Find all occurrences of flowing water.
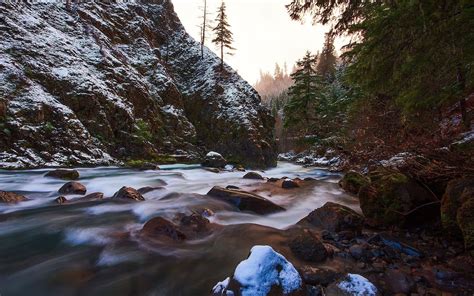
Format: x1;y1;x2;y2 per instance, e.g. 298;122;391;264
0;162;358;296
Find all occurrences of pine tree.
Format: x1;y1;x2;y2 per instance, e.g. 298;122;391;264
317;33;337;79
284;51;324;130
212;1;235;71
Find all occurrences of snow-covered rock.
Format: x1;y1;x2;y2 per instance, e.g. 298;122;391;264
326;273;378;296
212;245;303;296
0;1;276;169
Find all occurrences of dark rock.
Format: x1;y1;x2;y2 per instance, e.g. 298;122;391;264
0;191;28;204
305;285;323;296
207;186;285;215
225;185;240;190
141;217;186;241
137;162;160;170
289;230;328;262
358;169;437;226
80;192;104;200
112;186;145;201
339;171;369;194
58;182;86;195
202;152;227;168
54;196;68;204
304;177;316;181
349;244;366;260
45;169;80;180
243;172;265;180
441;178;474;256
298;202;364;233
267;177;279;183
205;167;221;173
178;213;211;236
384;269;414;294
137;186;164;194
299;266;341;286
282;179;299;189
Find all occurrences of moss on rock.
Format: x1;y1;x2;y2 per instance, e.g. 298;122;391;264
339;171;370;194
441;178;474;237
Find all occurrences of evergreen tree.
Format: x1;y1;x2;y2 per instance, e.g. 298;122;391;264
317;33;337;79
284;51;324;130
212;1;235;71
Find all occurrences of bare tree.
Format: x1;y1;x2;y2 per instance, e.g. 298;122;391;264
198;0;213;58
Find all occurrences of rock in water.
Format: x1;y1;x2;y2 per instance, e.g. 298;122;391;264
0;191;28;204
0;1;276;169
243;172;265;180
112;187;145;201
212;245;303;296
45;169;80;180
298;202;363;233
326;274;378;296
202;151;227;168
58;182;87;195
207;186;285;215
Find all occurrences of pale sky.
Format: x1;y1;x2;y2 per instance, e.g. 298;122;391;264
172;0;344;84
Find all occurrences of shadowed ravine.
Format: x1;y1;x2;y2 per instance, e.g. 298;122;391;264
0;162;357;295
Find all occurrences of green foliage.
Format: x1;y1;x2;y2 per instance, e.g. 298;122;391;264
134;119;153;142
44;122;54;133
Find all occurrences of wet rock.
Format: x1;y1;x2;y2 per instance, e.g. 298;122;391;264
45;169;80;180
268;177;280;183
178;213;211;236
282;179;300;189
289;230;328;262
298;202;364;233
299;266;341;286
137;186;164;194
226;185;240;190
339;171;369;195
212;245;304;296
54;196;68;204
58;182;86;195
326;274;379;296
112;186;145;201
80;192;104;200
358;169;436;226
202;151;227;168
304;177;316;181
137;162;160;170
349;244;367;260
0;191;28;204
207;186;285;215
141;216;186;241
205;167;221;173
243;172;265;180
384;269;414;294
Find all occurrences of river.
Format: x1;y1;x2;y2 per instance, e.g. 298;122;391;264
0;162;358;295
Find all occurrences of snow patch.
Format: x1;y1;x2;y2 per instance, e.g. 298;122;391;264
337;274;378;296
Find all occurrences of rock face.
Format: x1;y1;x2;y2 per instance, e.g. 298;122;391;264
207;186;285;215
358;169;436;226
0;1;276;169
212;245;304;296
298;202;363;233
0;191;28;203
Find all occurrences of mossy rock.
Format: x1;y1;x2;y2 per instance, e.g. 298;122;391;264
339;171;370;194
441;178;474;237
457;189;474;257
358;169;434;226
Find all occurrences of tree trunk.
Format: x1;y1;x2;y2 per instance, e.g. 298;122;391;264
221;43;224;72
457;65;470;129
200;0;207;58
66;0;71;11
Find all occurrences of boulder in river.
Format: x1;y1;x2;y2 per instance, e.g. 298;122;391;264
58;182;87;195
339;171;369;195
243;172;265;180
0;191;28;204
80;192;104;201
141;216;186;241
137;186;164;194
112;186;145;201
289;229;328;262
54;196;68;204
207;186;285;215
298;202;363;233
326;273;379;296
45;169;80;180
202;151;227;168
358;169;436;226
281;179;300;189
212;245;304;296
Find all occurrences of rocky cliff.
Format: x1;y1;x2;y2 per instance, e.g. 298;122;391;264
0;0;276;169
